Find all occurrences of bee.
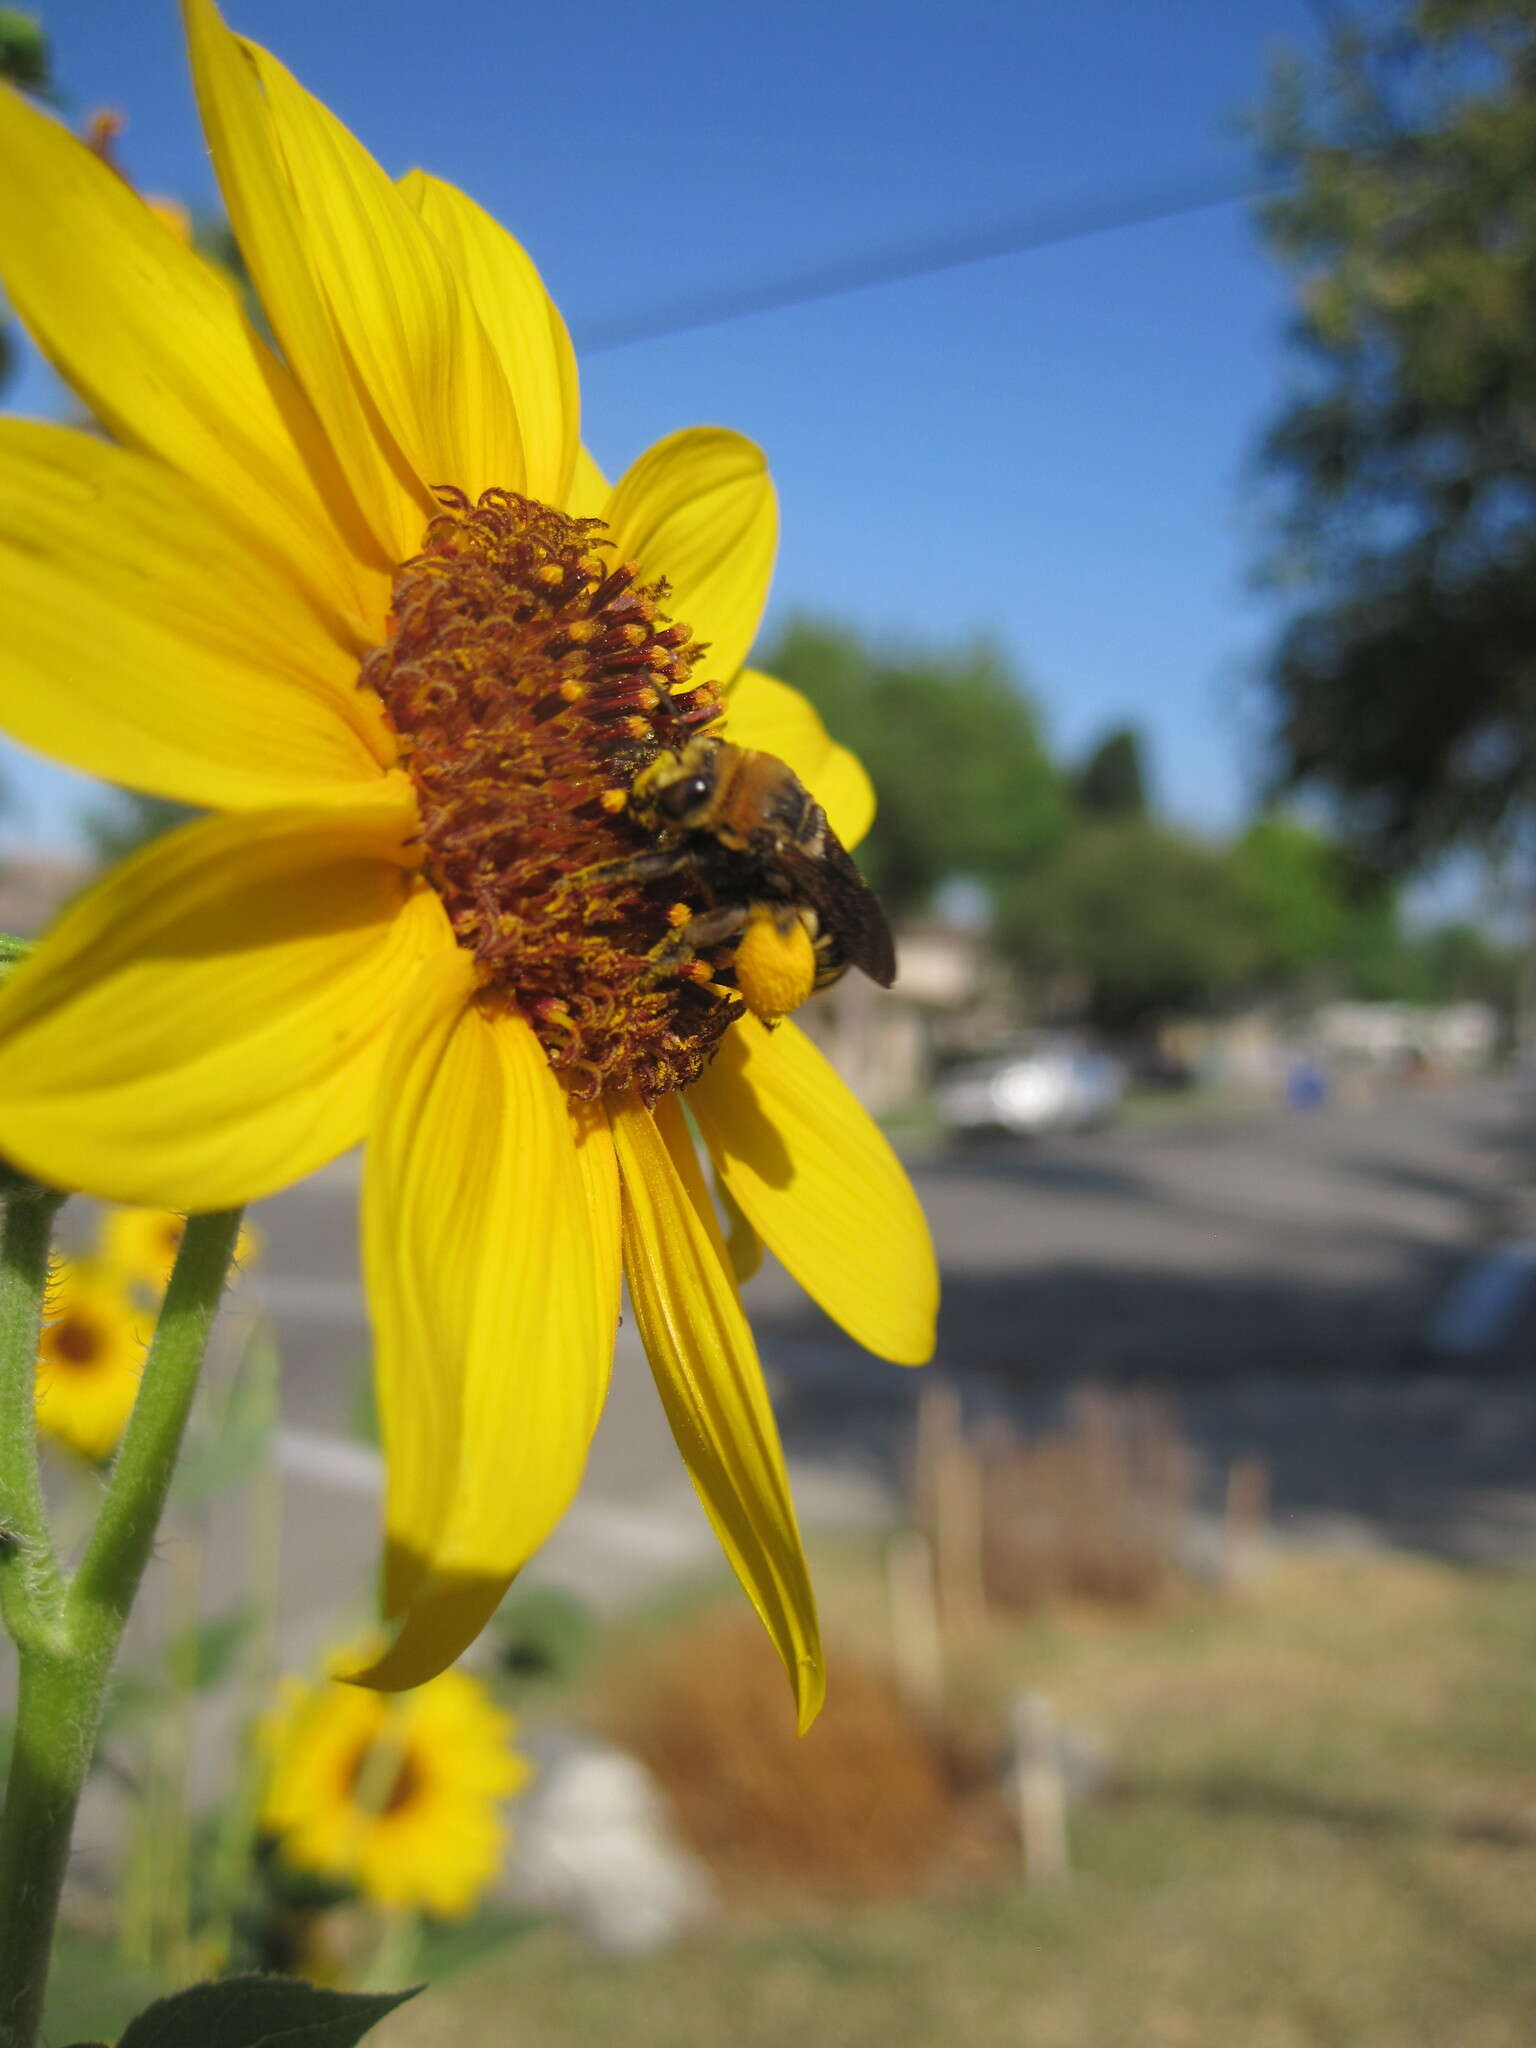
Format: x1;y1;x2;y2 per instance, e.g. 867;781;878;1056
626;736;896;1014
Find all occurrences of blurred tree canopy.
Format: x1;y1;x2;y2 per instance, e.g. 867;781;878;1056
0;9;51;396
1074;725;1149;819
771;610;1519;1024
1254;0;1536;870
994;821;1257;1031
765;618;1069;915
0;9;46;93
1229;815;1362;982
83;792;198;866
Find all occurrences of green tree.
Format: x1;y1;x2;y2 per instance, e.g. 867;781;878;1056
0;9;46;93
995;821;1256;1031
765;618;1069;915
0;9;51;397
1415;916;1521;1005
1074;724;1149;819
1230;814;1358;981
83;791;198;868
1340;909;1522;1006
1254;0;1536;869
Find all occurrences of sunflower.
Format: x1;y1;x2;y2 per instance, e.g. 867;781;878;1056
0;0;936;1724
99;1204;262;1296
34;1258;146;1464
260;1666;528;1919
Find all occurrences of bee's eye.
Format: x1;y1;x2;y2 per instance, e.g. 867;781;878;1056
657;773;712;821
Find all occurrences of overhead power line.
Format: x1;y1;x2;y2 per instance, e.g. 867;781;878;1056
576;164;1290;355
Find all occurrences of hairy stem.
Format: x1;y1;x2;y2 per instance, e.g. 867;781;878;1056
0;1192;66;1657
0;1207;242;2048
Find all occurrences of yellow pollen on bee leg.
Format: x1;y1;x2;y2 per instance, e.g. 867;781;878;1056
666;902;693;928
600;789;629;813
734;910;818;1023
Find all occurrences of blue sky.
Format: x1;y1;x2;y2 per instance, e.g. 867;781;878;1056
3;0;1323;853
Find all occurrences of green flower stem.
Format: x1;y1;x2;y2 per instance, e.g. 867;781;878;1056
363;1911;422;1994
0;1191;67;1658
0;1205;243;2048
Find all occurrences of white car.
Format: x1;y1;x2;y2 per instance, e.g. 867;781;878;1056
935;1044;1124;1139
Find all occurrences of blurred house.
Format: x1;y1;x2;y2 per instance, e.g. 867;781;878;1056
0;853;88;937
801;919;1013;1114
1162;998;1501;1099
1311;999;1499;1070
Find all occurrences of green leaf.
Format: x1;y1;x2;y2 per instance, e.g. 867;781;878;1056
115;1975;420;2048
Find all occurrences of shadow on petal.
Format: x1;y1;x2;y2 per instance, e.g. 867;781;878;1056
691;1027;795;1190
344;1555;514;1692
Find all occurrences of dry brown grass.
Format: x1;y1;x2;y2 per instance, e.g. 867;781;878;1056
972;1387;1200;1613
598;1608;1011;1899
372;1550;1536;2048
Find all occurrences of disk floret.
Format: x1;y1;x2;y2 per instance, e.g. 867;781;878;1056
362;488;741;1098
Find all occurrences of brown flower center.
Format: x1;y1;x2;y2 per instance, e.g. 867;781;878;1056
362;489;744;1100
49;1312;102;1368
344;1738;422;1818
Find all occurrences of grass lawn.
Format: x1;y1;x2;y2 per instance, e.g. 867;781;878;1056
374;1548;1536;2048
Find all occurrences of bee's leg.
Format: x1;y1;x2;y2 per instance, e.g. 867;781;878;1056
647;902;749;974
674;904;751;948
548;846;691;903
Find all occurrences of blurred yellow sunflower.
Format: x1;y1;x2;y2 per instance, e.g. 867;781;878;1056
260;1667;527;1919
34;1259;145;1464
100;1204;262;1296
0;0;936;1725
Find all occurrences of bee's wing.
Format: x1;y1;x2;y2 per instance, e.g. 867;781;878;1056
784;829;897;988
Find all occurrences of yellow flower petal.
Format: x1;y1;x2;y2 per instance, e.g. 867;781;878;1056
568;445;610;522
185;0;519;561
0;77;378;636
602;429;776;686
241;34;523;509
0;421;392;809
723;668;876;850
400;170;578;507
689;1019;937;1367
261;1666;524;1917
714;1166;764;1285
35;1257;145;1465
354;967;620;1691
0;797;434;1210
610;1094;823;1732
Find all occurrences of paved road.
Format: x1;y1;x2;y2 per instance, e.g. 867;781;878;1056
215;1070;1536;1663
754;1074;1536;1566
36;1073;1533;1895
